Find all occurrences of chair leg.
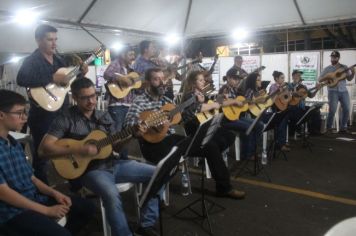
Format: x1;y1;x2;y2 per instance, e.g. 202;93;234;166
100;198;110;236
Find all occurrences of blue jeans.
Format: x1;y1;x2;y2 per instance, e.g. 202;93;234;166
108;105;130;159
80;160;158;236
222;117;263;159
108;105;130;131
262;111;288;147
327;90;350;130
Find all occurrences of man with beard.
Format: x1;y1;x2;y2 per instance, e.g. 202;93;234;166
319;51;355;134
124;68;189;164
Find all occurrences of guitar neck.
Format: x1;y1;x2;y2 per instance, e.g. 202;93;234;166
96;126;135;149
169;96;196;117
65;52;99;82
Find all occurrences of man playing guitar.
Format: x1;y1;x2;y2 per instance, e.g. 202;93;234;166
16;25;88;184
319;51;355;134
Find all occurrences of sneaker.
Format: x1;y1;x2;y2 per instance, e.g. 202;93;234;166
216;189;246;200
135;226;159;236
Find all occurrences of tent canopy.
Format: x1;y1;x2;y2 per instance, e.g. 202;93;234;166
0;0;355;53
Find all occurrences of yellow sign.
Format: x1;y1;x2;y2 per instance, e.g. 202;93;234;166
216;46;229;57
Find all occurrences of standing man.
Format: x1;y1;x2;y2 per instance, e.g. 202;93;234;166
16;24;88;183
133;40;158;76
319;51;355;134
230;56;248;94
104;45;136;131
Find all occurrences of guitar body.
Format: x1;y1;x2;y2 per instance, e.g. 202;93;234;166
140;109;170;143
107;80;142;99
196;100;219;123
106;72;142;99
52;130;113;179
222;96;248;121
290;87;308;106
28;46;105;111
29;67;74;112
274;90;291;111
322;67;348;88
248;95;273;117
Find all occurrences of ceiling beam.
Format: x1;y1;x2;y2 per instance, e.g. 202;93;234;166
77;0;98;23
183;0;193;35
293;0;306;25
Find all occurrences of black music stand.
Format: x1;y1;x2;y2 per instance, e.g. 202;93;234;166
295;104;322;152
139;146;182;236
174;114;224;236
235;109;271;182
263;110;289;162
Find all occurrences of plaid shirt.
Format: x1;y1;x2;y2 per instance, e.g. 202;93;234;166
0;135;47;224
104;57;136;106
124;90;173;133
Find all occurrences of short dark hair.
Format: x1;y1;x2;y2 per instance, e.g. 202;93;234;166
272;70;284;81
145;68;163;81
139;40;152;55
234;55;243;61
35;24;57;40
70;78;95;97
0;90;26;112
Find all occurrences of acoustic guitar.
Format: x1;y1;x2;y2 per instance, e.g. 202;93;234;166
52;117;163;179
319;64;356;88
248;84;287;117
28;46;105;111
140;84;214;143
274;88;292;111
221;96;249;121
140;96;197;143
105;72;141;99
196;95;224;123
289;81;328;106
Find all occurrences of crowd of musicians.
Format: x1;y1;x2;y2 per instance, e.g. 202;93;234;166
0;24;355;236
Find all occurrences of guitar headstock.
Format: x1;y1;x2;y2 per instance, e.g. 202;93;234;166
213;54;219;63
93;45;106;58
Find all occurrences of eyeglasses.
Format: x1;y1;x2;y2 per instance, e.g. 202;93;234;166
3;110;28;119
78;94;97;101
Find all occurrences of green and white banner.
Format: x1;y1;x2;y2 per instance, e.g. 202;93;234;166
290;52;320;88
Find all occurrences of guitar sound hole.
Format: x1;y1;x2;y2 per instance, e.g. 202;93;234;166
85;140;100;153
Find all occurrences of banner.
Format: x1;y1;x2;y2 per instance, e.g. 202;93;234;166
290;52;320;88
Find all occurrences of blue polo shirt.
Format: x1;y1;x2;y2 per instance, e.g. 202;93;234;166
0;135;47;224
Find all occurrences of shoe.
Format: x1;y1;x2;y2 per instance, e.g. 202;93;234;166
135;226;159;236
216;189;246;200
322;129;334;136
280;145;291;152
338;129;352;135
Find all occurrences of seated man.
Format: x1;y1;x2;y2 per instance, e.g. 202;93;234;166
0;89;94;236
38;78;160;236
124;68;245;199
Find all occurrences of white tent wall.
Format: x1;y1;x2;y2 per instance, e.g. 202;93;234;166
0;0;356;53
261;53;289;82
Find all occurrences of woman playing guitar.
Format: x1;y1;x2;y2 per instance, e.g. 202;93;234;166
181;71;246;199
266;71;290;151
